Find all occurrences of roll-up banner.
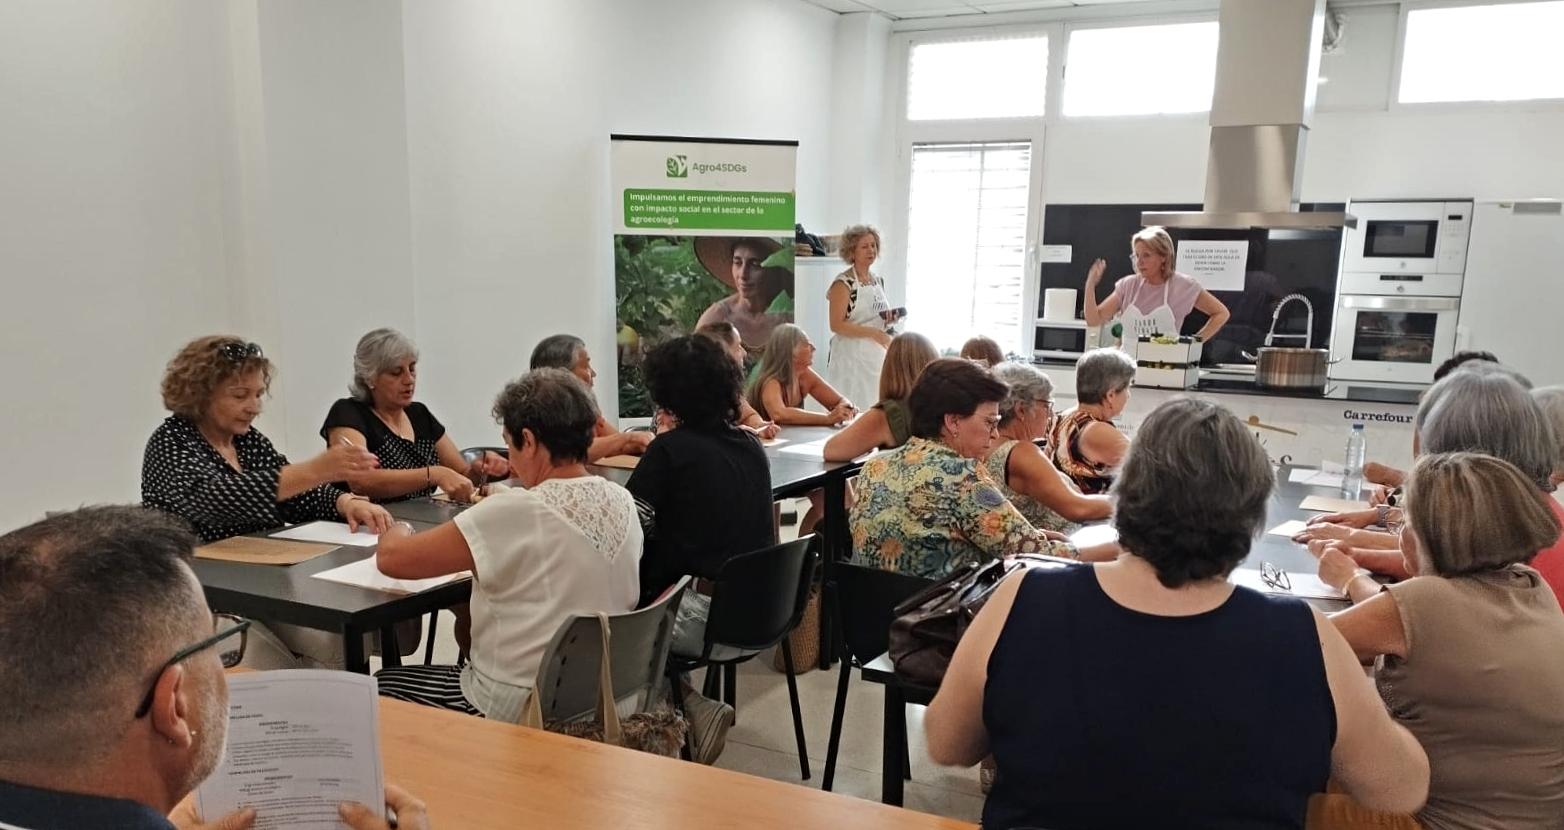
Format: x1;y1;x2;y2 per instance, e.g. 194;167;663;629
611;135;798;417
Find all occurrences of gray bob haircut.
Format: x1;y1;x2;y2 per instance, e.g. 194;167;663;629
1416;367;1558;491
1074;348;1137;405
993;363;1054;426
350;328;418;401
530;334;586;371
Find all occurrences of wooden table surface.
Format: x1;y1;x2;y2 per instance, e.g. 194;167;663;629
379;696;976;829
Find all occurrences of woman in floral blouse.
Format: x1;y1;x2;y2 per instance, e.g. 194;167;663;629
850;359;1118;579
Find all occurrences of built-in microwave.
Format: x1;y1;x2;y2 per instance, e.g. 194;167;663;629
1341;200;1472;290
1034;318;1095;361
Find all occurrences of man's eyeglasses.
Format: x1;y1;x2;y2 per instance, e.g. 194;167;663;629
134;613;250;718
1260;561;1292;592
218;341;264;364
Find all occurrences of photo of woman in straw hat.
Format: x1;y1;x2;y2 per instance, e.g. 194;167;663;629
693;236;794;354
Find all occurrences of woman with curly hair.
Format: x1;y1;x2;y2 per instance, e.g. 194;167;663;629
922;397;1429;829
142;335;390;542
141;335;393;668
626;335;775;763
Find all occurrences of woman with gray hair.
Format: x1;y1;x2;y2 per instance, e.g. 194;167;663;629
530;333;654;462
924;397;1428;828
373;368;643;720
1051;347;1135;494
1301;366;1564;597
1316;452;1564;828
986;363;1113;532
1534;385;1564;491
322;328;509;503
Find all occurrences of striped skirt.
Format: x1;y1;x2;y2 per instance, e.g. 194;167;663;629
374;664;483;717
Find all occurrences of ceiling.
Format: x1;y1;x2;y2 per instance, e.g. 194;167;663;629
797;0;1164;20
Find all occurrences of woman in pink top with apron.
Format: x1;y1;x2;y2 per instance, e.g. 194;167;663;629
1082;226;1231;358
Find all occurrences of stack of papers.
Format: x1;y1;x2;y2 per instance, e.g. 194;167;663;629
270;521;379;546
311;555;470;594
195;537;336;566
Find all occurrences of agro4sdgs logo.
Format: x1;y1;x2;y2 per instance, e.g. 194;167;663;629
665;156;748;177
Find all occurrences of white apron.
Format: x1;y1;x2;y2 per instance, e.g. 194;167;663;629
827;268;890;408
1116;278;1179;360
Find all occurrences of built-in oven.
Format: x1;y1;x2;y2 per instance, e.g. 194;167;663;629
1329;295;1461;384
1341;200;1471;290
1034;318;1093;361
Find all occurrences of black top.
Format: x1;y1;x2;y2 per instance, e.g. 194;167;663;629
626;426;774;603
319;398;447;501
0;778;174;829
982;566;1334;830
141;415;346;543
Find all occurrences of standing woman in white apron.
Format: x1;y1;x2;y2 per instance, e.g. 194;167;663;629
827;225;904;409
1081;226;1231;359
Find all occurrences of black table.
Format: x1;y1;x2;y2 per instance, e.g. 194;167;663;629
191;515;473;674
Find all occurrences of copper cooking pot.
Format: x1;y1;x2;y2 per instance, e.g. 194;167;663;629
1243;294;1334;391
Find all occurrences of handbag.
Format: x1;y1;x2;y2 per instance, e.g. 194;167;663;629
887;555;1072;687
521;612;688;758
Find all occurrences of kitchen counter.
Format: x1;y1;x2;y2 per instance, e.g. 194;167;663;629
1030;359;1425;405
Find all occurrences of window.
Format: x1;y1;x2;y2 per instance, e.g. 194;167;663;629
1062;22;1219;116
905;142;1032;353
1398;2;1564;104
907;36;1048;120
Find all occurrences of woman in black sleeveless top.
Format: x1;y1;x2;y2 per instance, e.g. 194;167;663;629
923;398;1430;829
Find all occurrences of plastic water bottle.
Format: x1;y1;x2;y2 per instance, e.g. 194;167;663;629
1343;424;1367;498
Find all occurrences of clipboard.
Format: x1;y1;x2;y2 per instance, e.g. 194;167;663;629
195;537;337;566
594;455;641;470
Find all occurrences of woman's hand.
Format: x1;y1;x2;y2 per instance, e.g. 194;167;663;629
337;495;393;534
1314;542;1361;593
1085;258;1107;287
828;402;856;425
338;784;430;830
872;330;893;348
430;466;476;503
1363;461;1404;488
1293;522;1355;545
740;421;780;440
1306;508;1377;529
311;443;380;482
621;430;655;454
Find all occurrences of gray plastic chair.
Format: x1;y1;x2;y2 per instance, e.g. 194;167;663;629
531;576;691;723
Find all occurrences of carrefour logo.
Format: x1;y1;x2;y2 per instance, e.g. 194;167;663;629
665;156;748;177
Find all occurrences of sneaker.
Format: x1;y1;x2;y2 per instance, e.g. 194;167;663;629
682;689;735;765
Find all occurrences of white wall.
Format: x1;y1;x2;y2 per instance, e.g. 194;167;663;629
401;0;839;444
0;1;233;530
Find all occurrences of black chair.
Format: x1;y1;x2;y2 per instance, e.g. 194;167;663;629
666;534;818;779
820;561;935;802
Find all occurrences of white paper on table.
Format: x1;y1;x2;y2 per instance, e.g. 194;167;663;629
1299;495;1372;513
269;521;379;547
1286;467;1373;493
777;438;831;458
1070;523;1119;547
197;670;384;828
311;554;470;594
1230;567;1345;601
759;437;788;447
1266;519;1310;538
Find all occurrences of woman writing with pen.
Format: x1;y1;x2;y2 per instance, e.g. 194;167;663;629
322;329;509;503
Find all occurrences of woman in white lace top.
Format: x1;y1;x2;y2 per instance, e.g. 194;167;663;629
374;368;643;722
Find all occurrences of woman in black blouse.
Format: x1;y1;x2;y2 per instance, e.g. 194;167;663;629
141;335;392;543
322;328;509;503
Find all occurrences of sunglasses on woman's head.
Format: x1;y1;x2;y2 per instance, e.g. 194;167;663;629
218;342;263;363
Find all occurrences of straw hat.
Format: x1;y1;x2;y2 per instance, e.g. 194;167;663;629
694;237;783;288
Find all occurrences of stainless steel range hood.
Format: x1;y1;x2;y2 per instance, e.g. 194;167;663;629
1143;0;1355;231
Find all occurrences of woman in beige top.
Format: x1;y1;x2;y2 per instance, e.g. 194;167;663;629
1320;452;1564;830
